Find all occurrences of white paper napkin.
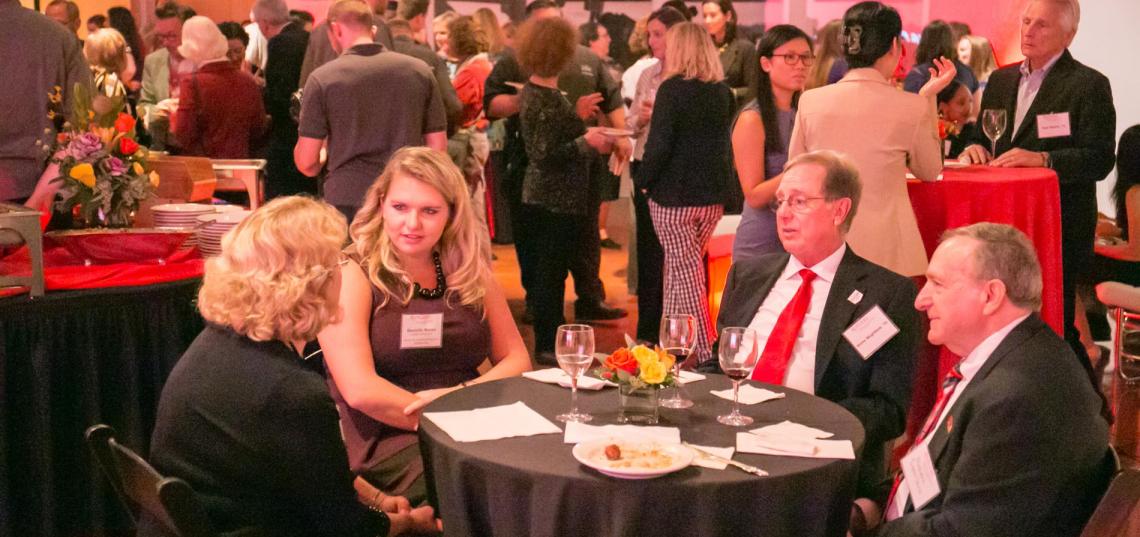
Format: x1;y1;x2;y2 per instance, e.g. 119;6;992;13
686;444;736;470
423;401;562;442
563;421;682;445
675;371;707;385
735;419;856;460
522;368;614;390
710;385;786;405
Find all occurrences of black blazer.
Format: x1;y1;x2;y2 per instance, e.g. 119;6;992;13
636;76;734;207
718;37;759;107
704;248;919;500
879;314;1112;537
971;50;1116;261
264;22;309;136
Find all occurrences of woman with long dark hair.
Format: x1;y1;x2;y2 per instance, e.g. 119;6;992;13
700;0;757;108
902;19;977;94
731;24;813;261
107;6;145;94
1092;125;1140;285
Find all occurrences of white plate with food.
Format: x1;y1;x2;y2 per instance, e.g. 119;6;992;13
572;438;693;479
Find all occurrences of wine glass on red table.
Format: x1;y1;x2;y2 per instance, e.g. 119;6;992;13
659;313;697;409
981;109;1007;159
717;326;760;426
554;324;595;423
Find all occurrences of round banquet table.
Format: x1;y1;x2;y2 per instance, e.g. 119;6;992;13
419;375;866;537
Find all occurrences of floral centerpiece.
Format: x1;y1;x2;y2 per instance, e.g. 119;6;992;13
595;341;676;424
47;83;158;228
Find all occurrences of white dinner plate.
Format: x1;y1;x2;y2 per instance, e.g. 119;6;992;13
572;438;693;480
942;160;970;169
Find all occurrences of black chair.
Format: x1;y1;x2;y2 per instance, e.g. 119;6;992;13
85;424;217;537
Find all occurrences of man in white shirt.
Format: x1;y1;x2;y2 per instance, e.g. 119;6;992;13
707;150;919;506
872;223;1110;537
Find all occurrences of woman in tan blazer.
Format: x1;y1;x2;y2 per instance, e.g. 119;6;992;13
788;1;955;277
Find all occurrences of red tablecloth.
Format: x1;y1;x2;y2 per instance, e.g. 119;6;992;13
903;165;1063;453
0;244;203;297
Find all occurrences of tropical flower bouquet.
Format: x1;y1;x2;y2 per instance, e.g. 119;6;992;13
48;83;157;228
595;340;677;424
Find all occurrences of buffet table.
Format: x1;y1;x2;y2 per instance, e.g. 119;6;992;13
0;248;205;536
419;376;865;537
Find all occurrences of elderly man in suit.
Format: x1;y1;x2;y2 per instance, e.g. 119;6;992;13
706;150;919;509
960;0;1116;377
870;223;1111;537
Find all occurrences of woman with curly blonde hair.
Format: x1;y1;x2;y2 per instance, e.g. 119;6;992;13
320;147;530;505
149;196;439;536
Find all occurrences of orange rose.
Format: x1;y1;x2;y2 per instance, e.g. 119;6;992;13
603;347;638;374
114;113;135;134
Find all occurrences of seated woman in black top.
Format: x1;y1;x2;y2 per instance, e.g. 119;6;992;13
1093;124;1140;285
146;197;437;537
937;80;978;159
637;22;734;365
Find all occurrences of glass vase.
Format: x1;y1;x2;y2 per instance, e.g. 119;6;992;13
617;384;660;425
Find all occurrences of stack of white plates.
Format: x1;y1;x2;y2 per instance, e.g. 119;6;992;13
196;210;251;257
152;203;216;246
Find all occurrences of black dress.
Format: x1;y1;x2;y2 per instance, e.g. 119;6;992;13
145;325;389;537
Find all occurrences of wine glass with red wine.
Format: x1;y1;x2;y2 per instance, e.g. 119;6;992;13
717;326;760;426
659;314;697;409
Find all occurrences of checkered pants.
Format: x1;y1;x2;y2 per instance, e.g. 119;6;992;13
648;200;723;363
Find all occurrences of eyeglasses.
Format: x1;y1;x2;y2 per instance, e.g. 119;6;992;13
770;53;816;66
768;196;828;213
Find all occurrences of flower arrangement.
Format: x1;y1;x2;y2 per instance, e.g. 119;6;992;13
595;343;676;391
937;117;961;140
47;83;157;228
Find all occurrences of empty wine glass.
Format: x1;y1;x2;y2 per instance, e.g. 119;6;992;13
717;327;760;426
659;314;697;409
982;109;1007;158
554;324;595;423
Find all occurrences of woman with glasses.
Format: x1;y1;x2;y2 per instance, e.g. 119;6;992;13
637;22;734;365
789;1;954;278
731;24;813;262
318;147;530;506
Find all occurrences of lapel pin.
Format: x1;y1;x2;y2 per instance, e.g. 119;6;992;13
848;290;863;305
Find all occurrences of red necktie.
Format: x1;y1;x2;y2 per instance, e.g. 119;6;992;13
885;364;965;518
751;269;817;383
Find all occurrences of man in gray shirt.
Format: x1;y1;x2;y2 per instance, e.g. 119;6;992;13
295;0;447;220
0;0;92;201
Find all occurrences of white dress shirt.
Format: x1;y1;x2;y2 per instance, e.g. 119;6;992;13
745;244;847;394
1013;52;1063;135
887;313;1031;520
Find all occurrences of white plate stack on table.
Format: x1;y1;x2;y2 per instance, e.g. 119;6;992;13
152;203;215;246
196;210;252;257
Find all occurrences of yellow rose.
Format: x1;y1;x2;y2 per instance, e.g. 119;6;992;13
149;170;160;188
639;359;668;384
630;345;657;367
132;162;143;175
69;163;96;188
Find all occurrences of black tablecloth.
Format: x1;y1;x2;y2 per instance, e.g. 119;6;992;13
0;279;204;537
419;375;865;537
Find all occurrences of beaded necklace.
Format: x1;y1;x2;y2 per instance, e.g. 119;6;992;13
413;251;447;300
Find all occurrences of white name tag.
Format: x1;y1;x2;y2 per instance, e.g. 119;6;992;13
900;445;941;510
842;305;900;360
400;313;443;349
1037;112;1071;138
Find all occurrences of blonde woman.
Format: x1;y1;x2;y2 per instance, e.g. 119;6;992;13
319;147;530;505
472;7;505;58
636;22;734;365
805;19;844;90
84;28;130;100
148;197;438;537
961;34;997;120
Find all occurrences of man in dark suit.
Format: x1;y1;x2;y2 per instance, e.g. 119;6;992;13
872;223;1110;537
256;0;313;199
704;150;919;507
961;0;1116;374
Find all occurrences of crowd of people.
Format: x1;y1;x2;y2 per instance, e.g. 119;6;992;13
2;0;1137;535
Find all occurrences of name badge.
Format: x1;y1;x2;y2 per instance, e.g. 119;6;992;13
1037;112;1071;138
400;313;443;349
900;445;941;510
842;305;900;360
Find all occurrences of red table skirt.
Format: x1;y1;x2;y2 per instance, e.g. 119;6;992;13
0;245;204;297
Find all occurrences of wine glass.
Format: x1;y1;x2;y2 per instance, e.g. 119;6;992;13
717;326;760;426
659;314;697;409
554;324;595;423
982;109;1007;158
